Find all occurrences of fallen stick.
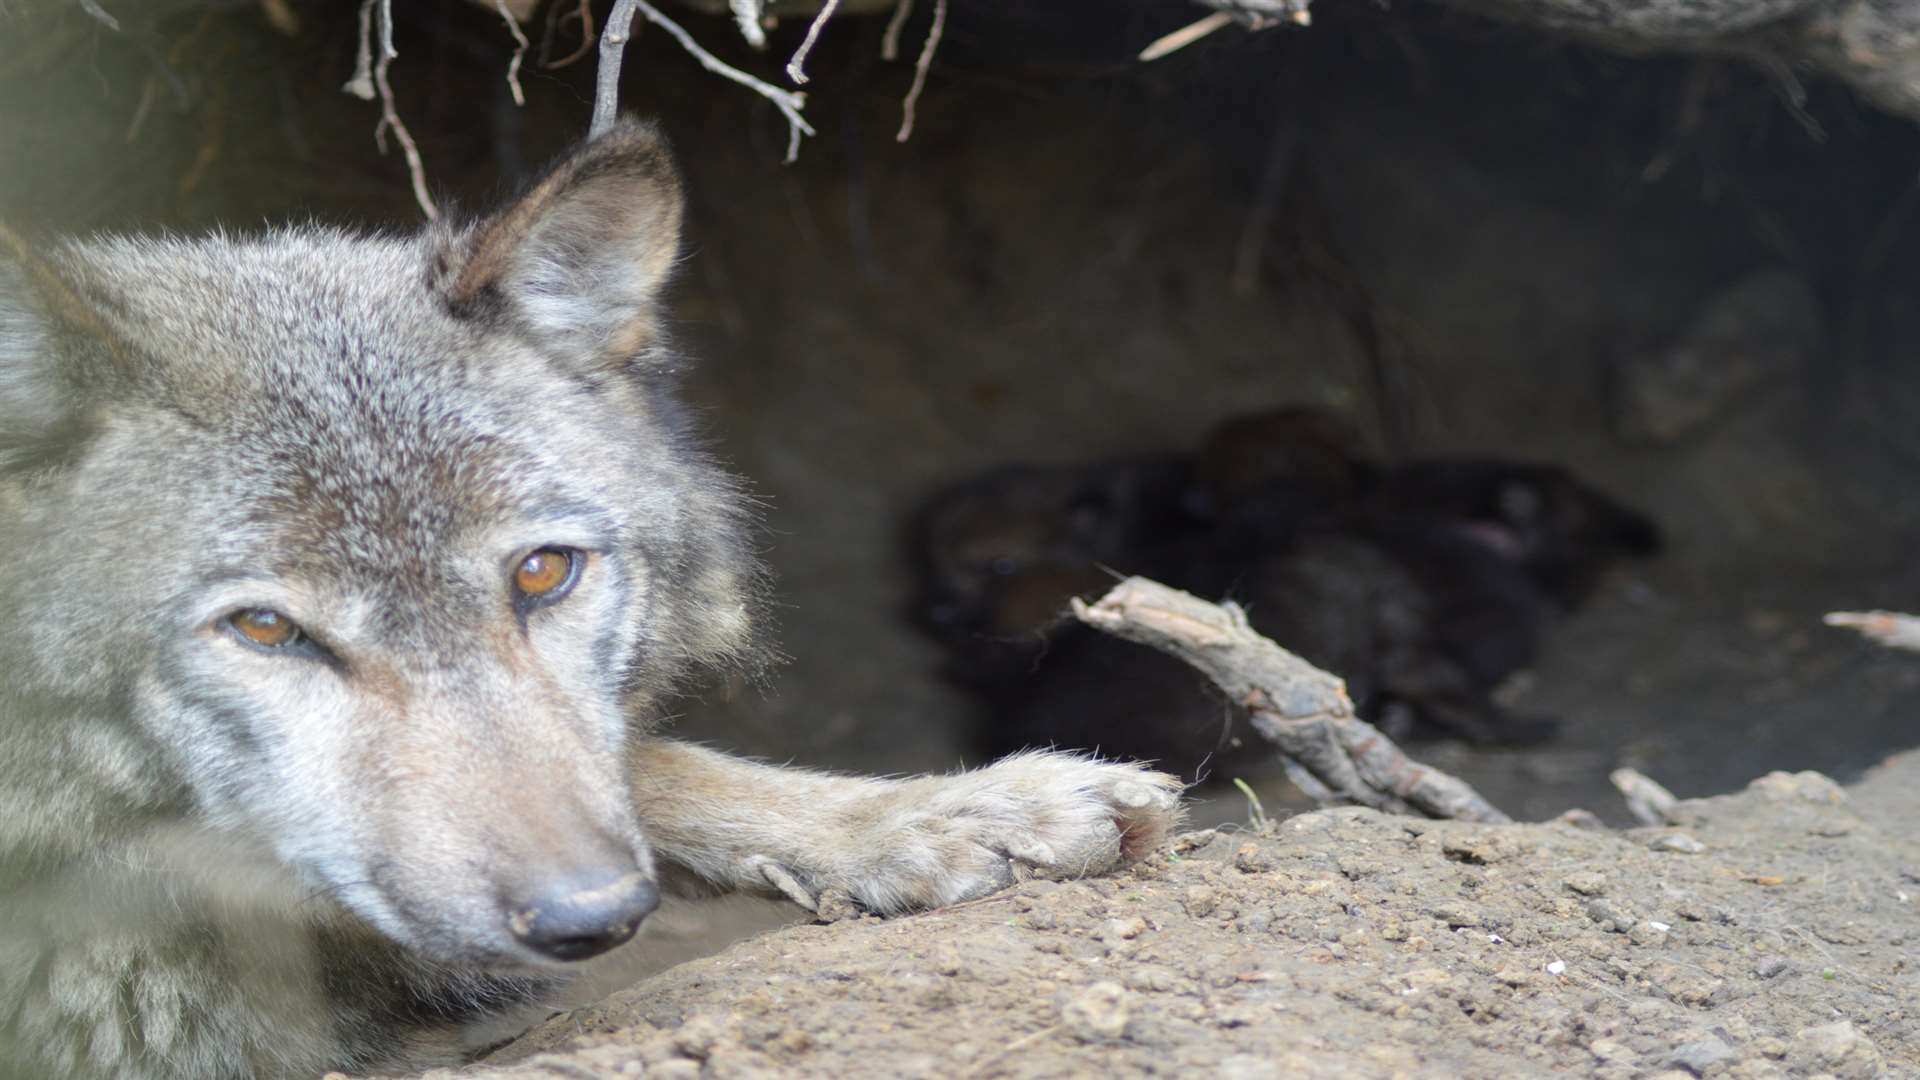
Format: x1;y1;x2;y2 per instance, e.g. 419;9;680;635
1072;577;1511;824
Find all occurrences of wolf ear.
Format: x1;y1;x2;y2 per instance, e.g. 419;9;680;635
433;118;684;366
0;230;133;471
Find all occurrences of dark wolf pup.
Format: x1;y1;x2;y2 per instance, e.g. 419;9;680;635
0;121;1182;1079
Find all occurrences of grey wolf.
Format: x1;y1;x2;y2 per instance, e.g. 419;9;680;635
0;120;1182;1079
912;407;1660;773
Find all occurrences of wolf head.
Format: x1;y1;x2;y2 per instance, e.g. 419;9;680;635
0;121;764;967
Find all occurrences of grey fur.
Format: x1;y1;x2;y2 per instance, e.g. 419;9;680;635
0;120;1182;1079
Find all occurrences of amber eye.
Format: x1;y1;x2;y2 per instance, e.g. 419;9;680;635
514;547;580;606
229;609;301;649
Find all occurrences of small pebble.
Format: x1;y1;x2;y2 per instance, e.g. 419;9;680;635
1585;899;1635;933
1754;956;1790;979
1650;833;1706;854
1233;843;1276;874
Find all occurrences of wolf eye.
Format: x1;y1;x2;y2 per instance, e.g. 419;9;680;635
514;547;581;608
227;609;302;649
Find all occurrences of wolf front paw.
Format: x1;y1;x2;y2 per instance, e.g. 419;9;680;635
753;752;1184;916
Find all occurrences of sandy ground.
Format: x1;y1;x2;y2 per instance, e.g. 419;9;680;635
376;750;1920;1080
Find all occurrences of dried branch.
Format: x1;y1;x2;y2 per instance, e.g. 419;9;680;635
785;0;839;85
591;0;814;161
1824;610;1920;653
895;0;944;143
1073;577;1511;824
591;0;642;139
493;0;530;106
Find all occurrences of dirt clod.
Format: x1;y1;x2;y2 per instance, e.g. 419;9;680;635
1564;870;1611;896
1059;981;1133;1043
813;888;861;924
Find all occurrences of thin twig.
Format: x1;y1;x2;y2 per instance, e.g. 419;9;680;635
785;0;839;85
369;0;438;220
78;0;120;31
493;0;530;106
545;0;596;70
343;0;375;99
593;0;815;161
880;0;913;62
895;0;944;143
1138;11;1232;62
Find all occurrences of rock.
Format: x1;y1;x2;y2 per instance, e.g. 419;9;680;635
1059;981;1134;1042
1442;831;1521;864
1585;899;1636;932
1589;1037;1632;1062
1430;902;1483;928
1650;832;1707;854
1233;843;1277;873
1404;968;1453;992
1789;1021;1884;1079
1754;955;1790;979
1563;871;1609;897
1183;885;1219;918
670;1015;727;1060
1628;920;1672;946
1663;1035;1735;1075
931;945;964;975
1550;808;1608;831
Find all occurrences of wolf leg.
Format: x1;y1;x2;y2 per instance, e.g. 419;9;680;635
628;741;1183;914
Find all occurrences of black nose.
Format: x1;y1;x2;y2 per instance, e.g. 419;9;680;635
506;871;660;961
